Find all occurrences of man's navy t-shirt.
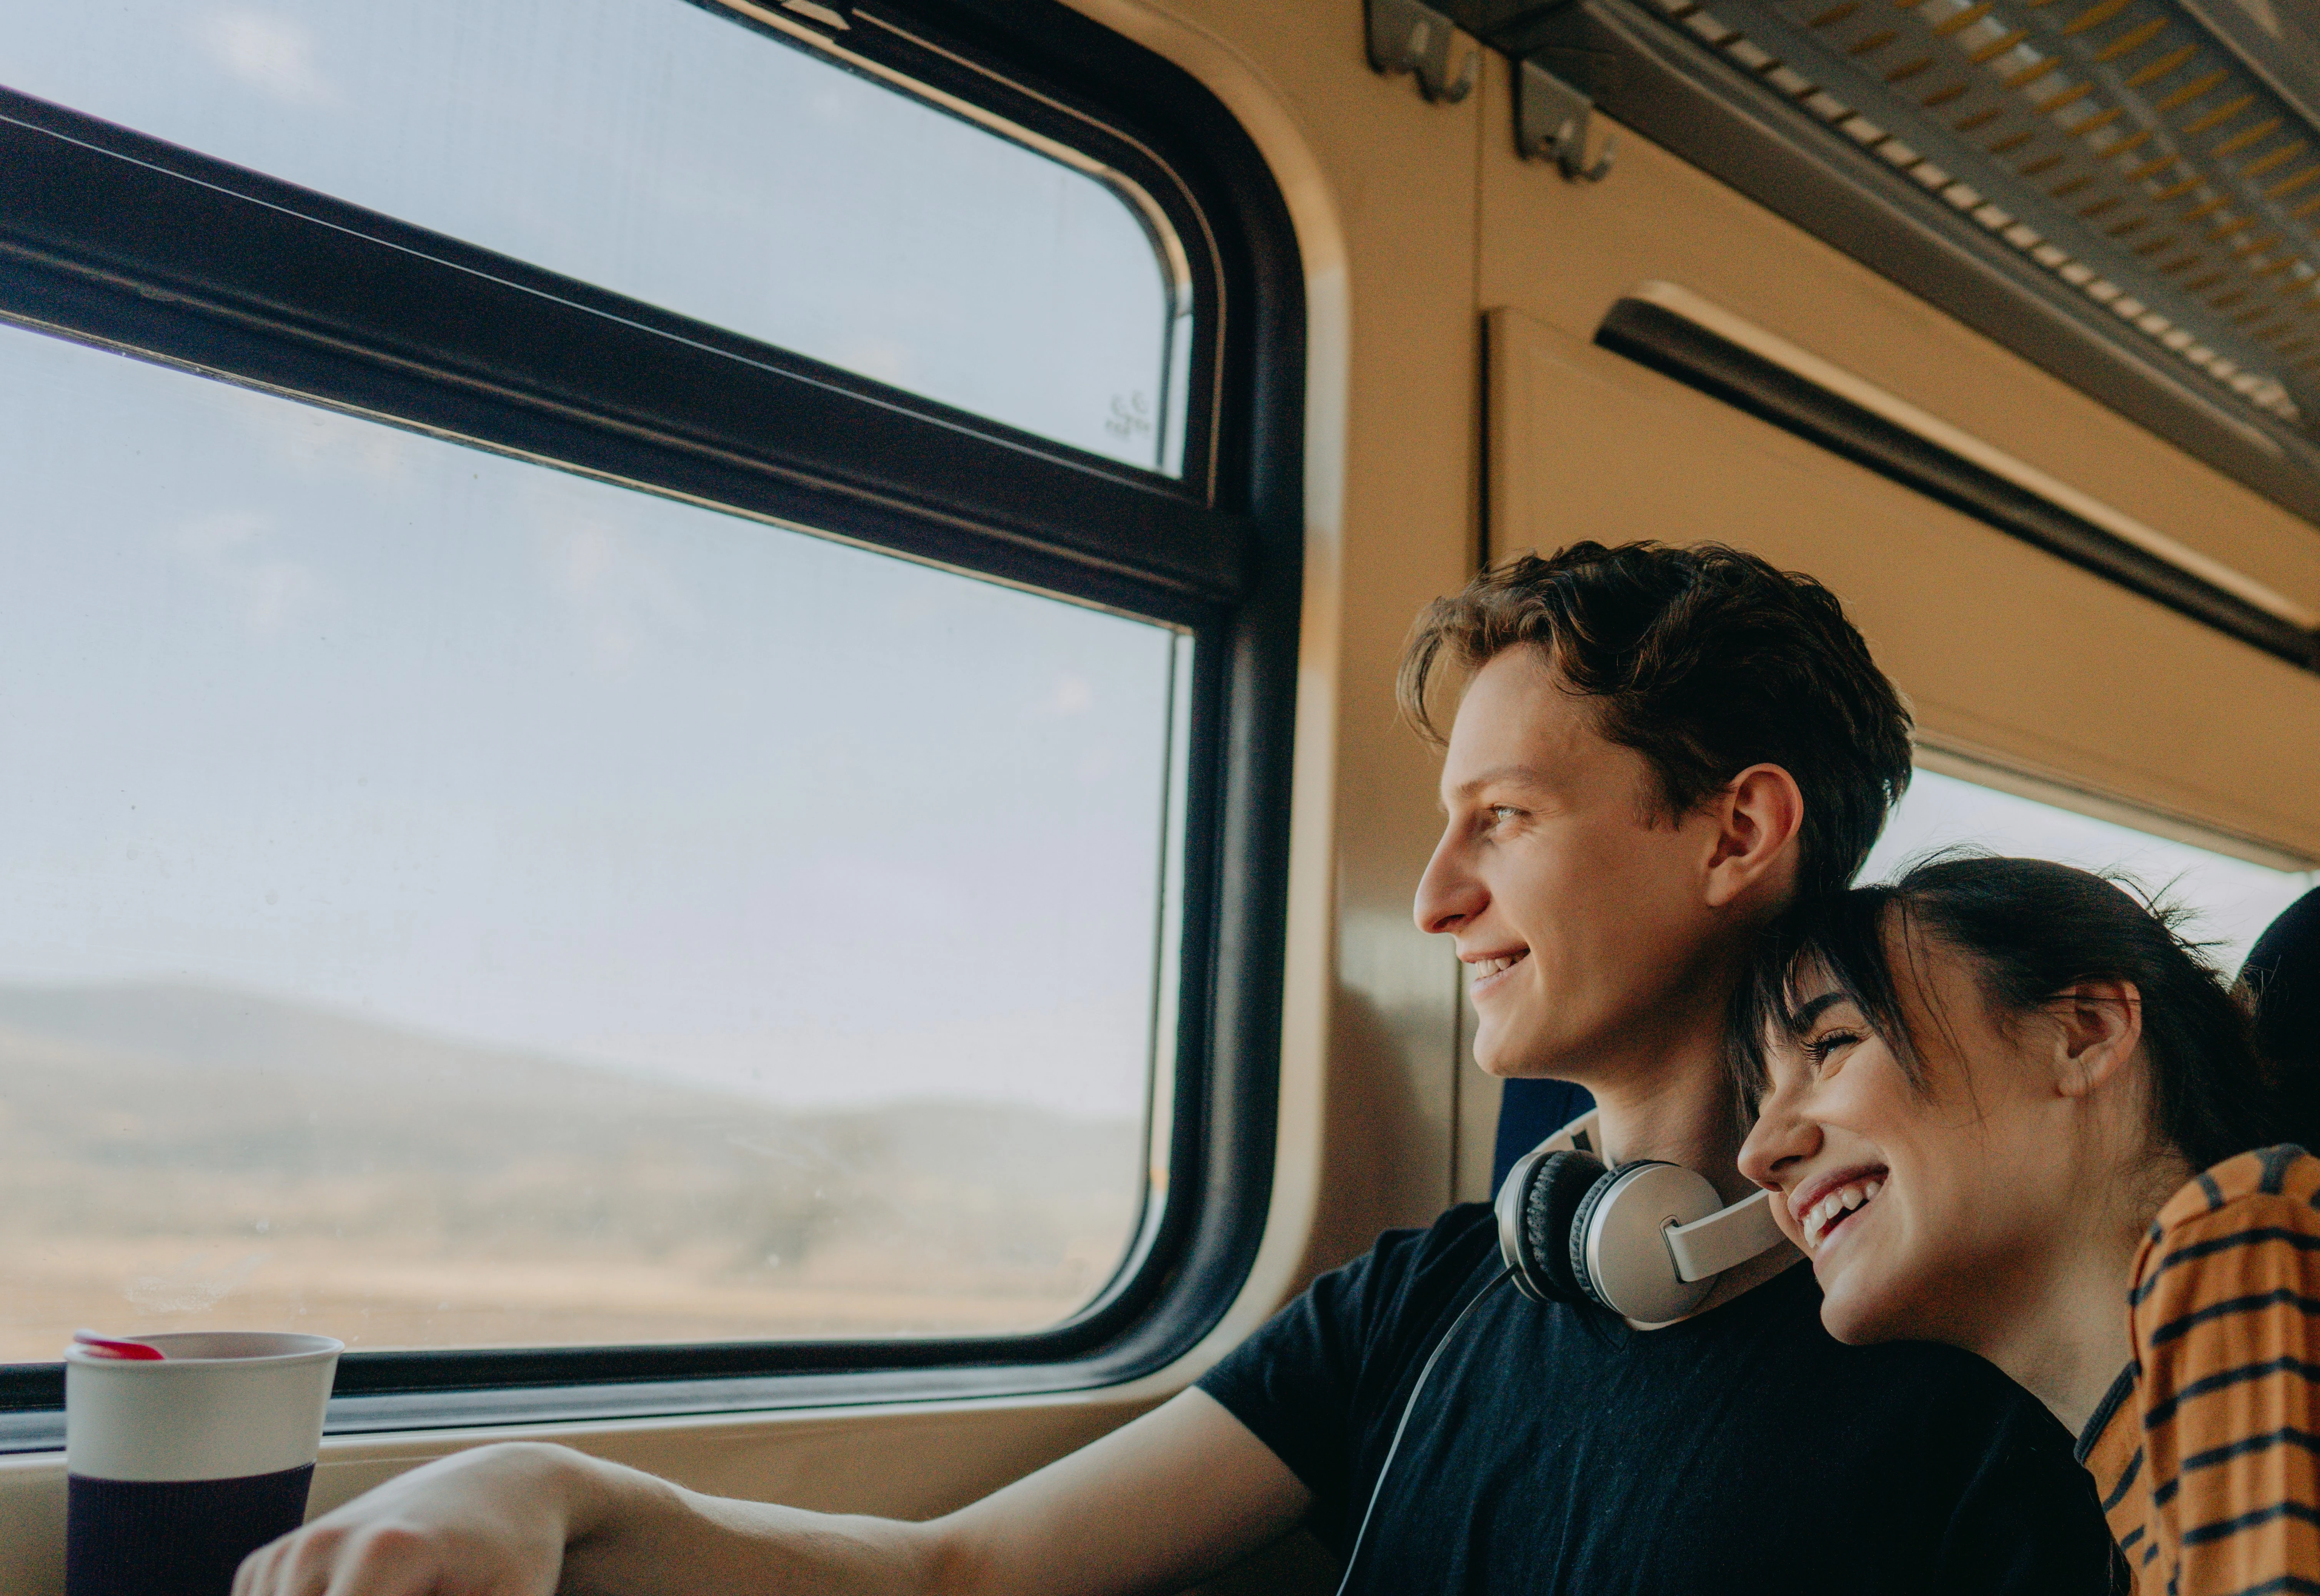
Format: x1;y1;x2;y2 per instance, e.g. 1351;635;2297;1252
1198;1202;2116;1594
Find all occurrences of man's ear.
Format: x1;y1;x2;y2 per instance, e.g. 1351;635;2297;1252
1702;763;1805;910
2050;980;2143;1100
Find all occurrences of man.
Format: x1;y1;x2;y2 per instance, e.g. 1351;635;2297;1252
236;542;2113;1595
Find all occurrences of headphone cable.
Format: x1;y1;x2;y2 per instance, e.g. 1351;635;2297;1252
1330;1265;1515;1596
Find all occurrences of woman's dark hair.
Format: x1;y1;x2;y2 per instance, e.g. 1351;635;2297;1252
1398;541;1914;899
1730;854;2284;1172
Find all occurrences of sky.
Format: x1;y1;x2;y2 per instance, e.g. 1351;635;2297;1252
0;0;1205;1119
0;323;1183;1118
0;0;1184;470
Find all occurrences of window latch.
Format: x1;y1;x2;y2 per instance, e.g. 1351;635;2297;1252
1366;0;1479;103
1517;56;1614;183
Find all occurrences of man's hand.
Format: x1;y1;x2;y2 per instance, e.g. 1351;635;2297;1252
234;1441;590;1596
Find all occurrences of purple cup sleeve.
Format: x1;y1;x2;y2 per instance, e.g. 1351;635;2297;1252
67;1463;315;1596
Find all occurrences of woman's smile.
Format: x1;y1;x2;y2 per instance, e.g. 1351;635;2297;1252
1789;1164;1888;1255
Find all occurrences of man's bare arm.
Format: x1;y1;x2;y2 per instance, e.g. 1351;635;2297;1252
233;1387;1312;1596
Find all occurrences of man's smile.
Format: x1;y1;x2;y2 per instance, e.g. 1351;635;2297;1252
1466;948;1529;997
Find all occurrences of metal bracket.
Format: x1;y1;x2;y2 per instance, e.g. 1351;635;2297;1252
1366;0;1480;104
777;0;850;28
1516;56;1615;182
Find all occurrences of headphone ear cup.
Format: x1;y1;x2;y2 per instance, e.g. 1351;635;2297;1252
1567;1160;1726;1322
1567;1165;1626;1310
1500;1149;1604;1303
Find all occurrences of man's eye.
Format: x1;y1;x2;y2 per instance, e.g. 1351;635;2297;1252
1488;805;1521;824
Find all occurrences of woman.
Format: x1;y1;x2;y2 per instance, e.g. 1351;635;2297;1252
1734;855;2315;1596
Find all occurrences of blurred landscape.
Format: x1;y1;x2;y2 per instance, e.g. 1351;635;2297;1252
0;981;1145;1363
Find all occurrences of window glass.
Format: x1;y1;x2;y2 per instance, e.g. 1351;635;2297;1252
0;0;1190;472
0;323;1185;1362
1865;768;2319;976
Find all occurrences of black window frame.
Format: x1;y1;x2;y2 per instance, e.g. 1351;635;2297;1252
0;0;1303;1449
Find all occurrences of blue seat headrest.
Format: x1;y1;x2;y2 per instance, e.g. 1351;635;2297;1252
1491;1077;1595;1191
2247;885;2320;1074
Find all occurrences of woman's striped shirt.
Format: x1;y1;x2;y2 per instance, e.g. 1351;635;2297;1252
2079;1144;2320;1596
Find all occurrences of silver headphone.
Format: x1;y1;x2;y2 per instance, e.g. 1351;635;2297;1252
1493;1109;1789;1323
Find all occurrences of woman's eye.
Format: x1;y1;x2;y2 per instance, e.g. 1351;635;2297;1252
1805;1029;1862;1070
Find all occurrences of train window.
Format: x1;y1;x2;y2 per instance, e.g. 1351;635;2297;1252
1866;766;2320;972
0;0;1296;1441
0;0;1191;473
0;316;1187;1362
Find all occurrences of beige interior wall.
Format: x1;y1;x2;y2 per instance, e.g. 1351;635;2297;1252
1470;53;2320;626
1474;50;2320;860
1486;307;2320;859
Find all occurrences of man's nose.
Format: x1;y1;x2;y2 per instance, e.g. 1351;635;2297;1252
1413;829;1483;935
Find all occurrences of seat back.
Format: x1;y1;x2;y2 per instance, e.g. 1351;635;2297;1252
2247;887;2320;1143
1491;1077;1595;1192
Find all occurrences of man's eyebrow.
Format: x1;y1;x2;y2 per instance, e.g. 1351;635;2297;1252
1446;765;1553;802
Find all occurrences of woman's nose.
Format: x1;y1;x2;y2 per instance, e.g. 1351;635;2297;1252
1738;1086;1819;1192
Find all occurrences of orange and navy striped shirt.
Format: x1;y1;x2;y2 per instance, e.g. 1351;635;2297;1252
2080;1145;2320;1595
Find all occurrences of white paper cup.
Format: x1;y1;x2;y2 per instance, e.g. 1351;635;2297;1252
65;1332;342;1596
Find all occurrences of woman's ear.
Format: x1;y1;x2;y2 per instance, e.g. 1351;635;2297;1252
1702;763;1806;910
2050;980;2144;1099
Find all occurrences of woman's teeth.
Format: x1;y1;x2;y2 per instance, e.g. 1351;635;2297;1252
1802;1178;1883;1251
1472;952;1526;981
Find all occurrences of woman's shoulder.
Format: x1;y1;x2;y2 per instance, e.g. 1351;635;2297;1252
2149;1145;2320;1237
2132;1145;2320;1307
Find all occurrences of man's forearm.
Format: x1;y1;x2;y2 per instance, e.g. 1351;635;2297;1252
544;1443;949;1596
563;1390;1312;1596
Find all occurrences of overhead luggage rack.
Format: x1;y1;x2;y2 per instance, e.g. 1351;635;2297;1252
1637;0;2318;424
1429;0;2320;525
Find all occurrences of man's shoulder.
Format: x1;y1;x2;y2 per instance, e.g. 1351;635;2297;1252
1392;1199;1500;1260
1337;1200;1501;1297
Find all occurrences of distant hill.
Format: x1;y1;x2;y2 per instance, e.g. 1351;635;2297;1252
0;980;1143;1358
0;978;669;1098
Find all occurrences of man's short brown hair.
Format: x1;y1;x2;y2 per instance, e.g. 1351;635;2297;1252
1399;541;1913;898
